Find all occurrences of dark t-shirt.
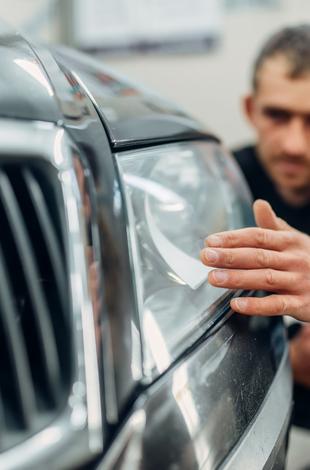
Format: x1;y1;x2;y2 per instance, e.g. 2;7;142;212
233;144;310;429
233;144;310;235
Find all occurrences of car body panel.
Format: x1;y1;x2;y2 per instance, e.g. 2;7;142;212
52;46;217;149
99;314;291;470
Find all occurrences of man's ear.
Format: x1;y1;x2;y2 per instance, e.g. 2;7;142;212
243;95;255;125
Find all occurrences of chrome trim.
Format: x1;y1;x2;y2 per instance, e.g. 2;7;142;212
219;345;292;470
103;312;119;424
97;409;146;470
115;160;146;377
0;119;103;468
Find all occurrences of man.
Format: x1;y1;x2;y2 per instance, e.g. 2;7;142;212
200;24;310;426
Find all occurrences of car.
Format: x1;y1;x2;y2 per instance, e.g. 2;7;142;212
0;22;292;470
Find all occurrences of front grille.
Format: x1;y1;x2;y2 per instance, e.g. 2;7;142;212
0;161;72;451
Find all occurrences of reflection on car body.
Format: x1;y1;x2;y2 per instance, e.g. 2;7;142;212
0;22;292;470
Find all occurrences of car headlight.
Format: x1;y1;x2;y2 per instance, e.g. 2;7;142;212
116;141;253;377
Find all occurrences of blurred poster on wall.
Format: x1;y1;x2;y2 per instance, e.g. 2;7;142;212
73;0;222;53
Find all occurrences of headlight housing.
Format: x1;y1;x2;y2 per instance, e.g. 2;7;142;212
117;141;253;377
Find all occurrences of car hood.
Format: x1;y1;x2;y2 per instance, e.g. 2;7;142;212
0;22;218;149
52;46;216;149
0;23;61;123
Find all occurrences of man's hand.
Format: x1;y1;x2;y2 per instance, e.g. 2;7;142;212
200;199;310;322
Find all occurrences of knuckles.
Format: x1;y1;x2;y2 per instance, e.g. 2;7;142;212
264;269;276;287
277;296;288;315
255;249;270;268
255;228;269;247
223;232;235;247
224;250;235;266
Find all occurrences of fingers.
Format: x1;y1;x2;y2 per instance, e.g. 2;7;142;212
230;294;299;317
208;268;302;292
253;199;295;232
253;199;280;230
230;292;310;322
201;247;302;270
205;200;296;252
206;227;295;251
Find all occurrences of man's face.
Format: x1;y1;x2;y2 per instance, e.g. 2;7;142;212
245;55;310;202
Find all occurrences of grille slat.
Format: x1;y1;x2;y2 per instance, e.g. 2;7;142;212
0;170;63;407
22;169;67;317
0;246;36;430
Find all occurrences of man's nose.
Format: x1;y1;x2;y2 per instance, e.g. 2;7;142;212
282;118;308;156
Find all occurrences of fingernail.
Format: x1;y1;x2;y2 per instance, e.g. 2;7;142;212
203;248;219;263
232;298;247;311
212;270;229;284
207;235;222;247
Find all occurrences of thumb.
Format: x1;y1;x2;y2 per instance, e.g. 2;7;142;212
253;199;294;231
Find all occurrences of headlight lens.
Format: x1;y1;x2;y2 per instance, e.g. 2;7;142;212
117;141;253;376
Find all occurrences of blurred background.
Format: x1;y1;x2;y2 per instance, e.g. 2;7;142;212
1;1;310;468
2;0;310;149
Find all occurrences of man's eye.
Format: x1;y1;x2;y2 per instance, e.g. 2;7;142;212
263;108;290;122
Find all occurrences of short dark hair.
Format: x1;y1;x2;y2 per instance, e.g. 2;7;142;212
252;24;310;90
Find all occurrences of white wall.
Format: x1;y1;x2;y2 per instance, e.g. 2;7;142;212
0;0;42;25
102;0;310;148
2;1;310;148
0;0;58;42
